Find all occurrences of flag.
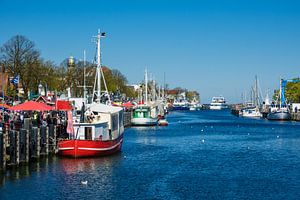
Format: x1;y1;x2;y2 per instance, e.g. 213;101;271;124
11;75;19;84
67;110;74;135
101;32;106;37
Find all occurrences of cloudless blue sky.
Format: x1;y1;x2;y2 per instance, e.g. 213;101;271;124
1;0;300;103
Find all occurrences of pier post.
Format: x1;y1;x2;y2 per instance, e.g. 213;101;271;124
0;131;6;170
19;129;29;164
124;111;132;127
40;126;49;156
48;124;57;153
30;127;40;159
23;118;32;132
9;130;20;166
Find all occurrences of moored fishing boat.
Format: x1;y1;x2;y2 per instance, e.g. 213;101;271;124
58;30;124;158
131;69;158;126
58;103;124;157
267;105;291;121
172;99;190;111
267;79;294;121
131;105;157;126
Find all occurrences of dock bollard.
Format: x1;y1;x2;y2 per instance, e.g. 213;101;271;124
19;129;29;163
0;132;6;170
9;130;20;166
30;127;40;159
40;126;49;156
48;124;57;153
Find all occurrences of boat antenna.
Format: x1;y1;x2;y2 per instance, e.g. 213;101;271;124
83;50;86;105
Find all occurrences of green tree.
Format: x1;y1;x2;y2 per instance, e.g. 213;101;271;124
0;35;40;99
285;81;300;103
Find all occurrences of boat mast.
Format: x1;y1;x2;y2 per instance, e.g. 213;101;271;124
83;50;86;104
145;69;148;105
96;30;101;103
92;29;109;103
255;75;258;107
279;78;282;108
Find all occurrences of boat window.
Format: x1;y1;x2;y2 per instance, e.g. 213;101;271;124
137;111;144;118
85;127;93;140
111;114;118;132
95;127;103;140
119;110;124;128
143;111;149;118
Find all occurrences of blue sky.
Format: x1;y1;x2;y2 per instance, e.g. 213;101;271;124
1;0;300;103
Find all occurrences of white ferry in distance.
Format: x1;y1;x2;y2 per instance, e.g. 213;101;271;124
209;96;228;110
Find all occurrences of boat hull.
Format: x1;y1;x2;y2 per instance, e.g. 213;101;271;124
58;135;123;158
171;106;190;111
267;111;291;121
131;117;157;126
209;105;228;110
240;108;262;118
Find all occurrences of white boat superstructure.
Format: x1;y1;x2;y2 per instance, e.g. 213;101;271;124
240;106;262;118
209;96;227;110
189;97;202;111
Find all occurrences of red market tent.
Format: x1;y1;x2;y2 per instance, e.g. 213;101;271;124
9;101;53;111
55;100;73;111
122;101;134;108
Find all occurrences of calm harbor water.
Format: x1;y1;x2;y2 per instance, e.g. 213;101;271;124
1;110;300;199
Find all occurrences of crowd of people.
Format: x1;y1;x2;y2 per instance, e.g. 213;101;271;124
0;108;68;137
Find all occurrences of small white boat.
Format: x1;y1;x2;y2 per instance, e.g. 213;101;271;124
240;106;262;118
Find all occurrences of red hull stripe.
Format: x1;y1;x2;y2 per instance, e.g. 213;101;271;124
59;147;75;150
77;139;123;151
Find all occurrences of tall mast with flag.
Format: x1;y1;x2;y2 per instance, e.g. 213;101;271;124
93;29;106;103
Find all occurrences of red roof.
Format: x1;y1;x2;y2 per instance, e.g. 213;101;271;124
55;100;73;111
166;90;179;95
9;101;53;111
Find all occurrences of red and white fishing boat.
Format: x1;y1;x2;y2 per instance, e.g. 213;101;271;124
58;30;124;158
58;103;124;157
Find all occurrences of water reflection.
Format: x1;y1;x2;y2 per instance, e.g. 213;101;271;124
0;156;58;186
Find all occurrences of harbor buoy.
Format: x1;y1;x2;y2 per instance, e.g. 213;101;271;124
158;119;169;126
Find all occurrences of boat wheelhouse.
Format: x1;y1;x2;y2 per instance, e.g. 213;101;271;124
131;105;157;126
